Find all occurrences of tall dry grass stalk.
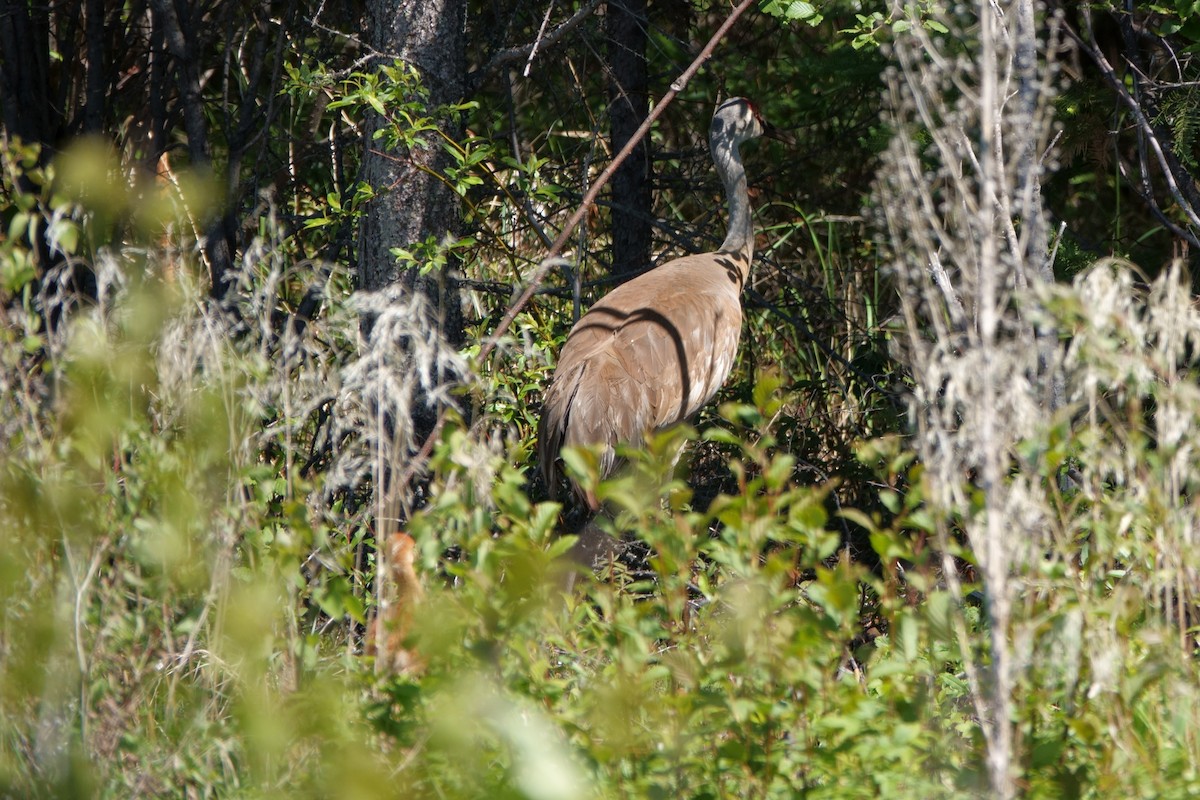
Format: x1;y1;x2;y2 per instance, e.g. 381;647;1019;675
329;281;475;672
160;204;482;677
876;2;1061;795
0;171;500;779
157;199;477;532
329;286;470;523
1044;260;1200;639
879;1;1200;792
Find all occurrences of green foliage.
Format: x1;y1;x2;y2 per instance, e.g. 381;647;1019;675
1158;86;1200;171
464;311;562;435
0;138;47;298
760;0;823;26
7;3;1200;798
1153;1;1200;43
757;2;951;50
5;146;1200;800
385;383;981;799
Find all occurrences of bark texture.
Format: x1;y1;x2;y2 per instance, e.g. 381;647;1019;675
359;0;467;347
0;0;56;147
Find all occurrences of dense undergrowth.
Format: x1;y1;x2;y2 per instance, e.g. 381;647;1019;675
1;143;1199;800
5;6;1200;797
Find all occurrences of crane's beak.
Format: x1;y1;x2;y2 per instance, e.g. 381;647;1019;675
763;120;795;146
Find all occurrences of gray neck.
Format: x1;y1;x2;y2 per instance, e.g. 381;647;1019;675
713;138;754;265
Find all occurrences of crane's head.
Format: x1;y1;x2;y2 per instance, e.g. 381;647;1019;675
710;97;793;148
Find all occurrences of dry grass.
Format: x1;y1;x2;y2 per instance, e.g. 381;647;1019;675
878;4;1200;795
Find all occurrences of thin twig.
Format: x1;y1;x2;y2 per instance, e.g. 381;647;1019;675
1066;13;1200;232
525;0;558;77
466;0;604;93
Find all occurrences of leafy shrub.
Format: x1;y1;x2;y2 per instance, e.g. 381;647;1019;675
5;8;1200;798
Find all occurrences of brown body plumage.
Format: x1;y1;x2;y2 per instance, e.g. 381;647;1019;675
538;98;783;510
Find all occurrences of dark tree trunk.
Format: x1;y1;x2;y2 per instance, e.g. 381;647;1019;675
359;0;467;347
606;0;651;276
150;0;235;301
0;0;83;325
83;0;106;134
0;0;58;148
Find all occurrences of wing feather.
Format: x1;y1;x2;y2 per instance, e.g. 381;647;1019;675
537;253;746;505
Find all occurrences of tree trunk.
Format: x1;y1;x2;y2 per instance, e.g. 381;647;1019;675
83;0;106;134
606;0;652;276
150;0;235;301
0;0;58;148
359;0;466;347
0;0;90;326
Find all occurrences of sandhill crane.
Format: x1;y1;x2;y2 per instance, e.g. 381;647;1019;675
538;97;785;511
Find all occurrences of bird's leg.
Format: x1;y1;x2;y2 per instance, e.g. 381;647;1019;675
568;516;621;570
560;507;624;593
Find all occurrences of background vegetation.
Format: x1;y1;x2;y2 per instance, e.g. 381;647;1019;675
3;0;1200;797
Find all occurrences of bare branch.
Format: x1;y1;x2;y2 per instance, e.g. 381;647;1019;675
465;0;604;94
1064;13;1200;233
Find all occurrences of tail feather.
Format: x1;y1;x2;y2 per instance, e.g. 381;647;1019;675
537;360;586;500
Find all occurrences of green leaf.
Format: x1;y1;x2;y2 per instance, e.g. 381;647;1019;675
527;502;562;544
869;531;909;563
48;216;80;256
8;211;29;240
701;427;741;445
763;453;794;489
838;507;877;535
897;611;919;662
559;445;600;489
783;1;818;21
